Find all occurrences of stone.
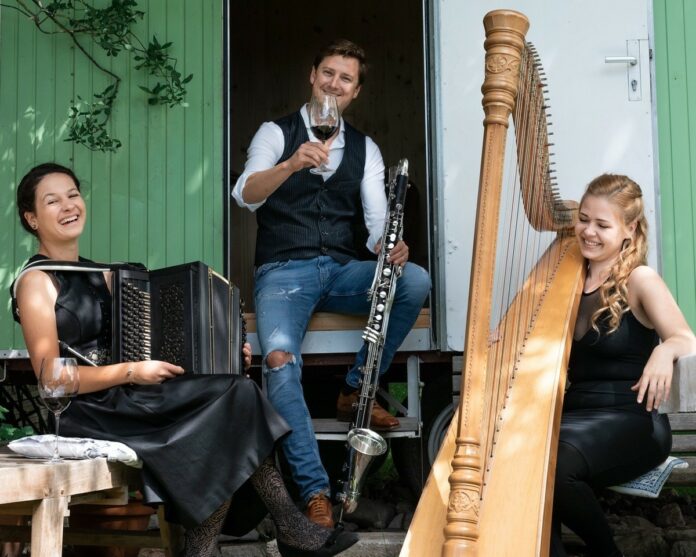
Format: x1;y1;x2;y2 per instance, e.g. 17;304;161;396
344;498;396;529
616;530;669;557
613;515;661;535
657;503;687;528
664;529;696;542
671;541;696;557
387;511;414;530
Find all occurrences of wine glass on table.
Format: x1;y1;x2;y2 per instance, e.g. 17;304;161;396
308;93;339;174
38;357;79;463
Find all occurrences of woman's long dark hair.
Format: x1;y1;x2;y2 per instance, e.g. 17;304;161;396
17;163;81;236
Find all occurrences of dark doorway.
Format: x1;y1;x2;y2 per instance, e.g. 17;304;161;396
227;0;429;308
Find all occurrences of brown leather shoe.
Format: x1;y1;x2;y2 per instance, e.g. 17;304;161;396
336;390;359;422
336;391;400;431
370;401;400;430
304;493;334;528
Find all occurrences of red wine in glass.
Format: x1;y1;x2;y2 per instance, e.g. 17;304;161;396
310;124;338;142
308;93;339;174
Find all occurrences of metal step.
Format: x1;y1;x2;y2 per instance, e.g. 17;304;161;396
312;417;421;441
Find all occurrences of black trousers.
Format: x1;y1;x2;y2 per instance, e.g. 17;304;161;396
551;406;671;557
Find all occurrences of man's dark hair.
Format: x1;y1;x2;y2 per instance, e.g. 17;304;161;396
313;39;367;85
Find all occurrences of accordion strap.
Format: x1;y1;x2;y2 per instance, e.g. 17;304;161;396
12;260;127;299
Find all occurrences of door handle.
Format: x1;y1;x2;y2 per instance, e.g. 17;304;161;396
605;56;638;66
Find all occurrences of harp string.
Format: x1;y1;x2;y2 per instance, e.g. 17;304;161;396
482;43;560;483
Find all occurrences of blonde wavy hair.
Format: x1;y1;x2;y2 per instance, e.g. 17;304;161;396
581;174;648;334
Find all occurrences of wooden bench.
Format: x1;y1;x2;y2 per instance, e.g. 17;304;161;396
660;353;696;486
244;308;431;333
666;412;696;486
0;447;177;556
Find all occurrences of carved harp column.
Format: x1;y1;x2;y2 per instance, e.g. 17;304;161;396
442;12;530;557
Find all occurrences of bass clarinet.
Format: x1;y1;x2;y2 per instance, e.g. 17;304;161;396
337;158;410;517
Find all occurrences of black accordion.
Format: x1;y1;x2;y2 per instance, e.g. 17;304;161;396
111;261;245;375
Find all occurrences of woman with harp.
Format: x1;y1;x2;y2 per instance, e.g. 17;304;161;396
551;174;696;557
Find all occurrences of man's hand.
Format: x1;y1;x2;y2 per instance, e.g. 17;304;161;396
286;141;329;173
375;239;410;267
242;342;252;371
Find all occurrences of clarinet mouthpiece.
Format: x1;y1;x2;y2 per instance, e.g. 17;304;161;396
397;158;409;175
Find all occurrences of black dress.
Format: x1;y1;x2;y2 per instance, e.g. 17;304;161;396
560;288;672;484
11;255;291;532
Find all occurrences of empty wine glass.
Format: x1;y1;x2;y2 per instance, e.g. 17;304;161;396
38;357;79;463
308;93;339;174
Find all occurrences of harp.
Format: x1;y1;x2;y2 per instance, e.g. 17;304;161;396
402;10;585;556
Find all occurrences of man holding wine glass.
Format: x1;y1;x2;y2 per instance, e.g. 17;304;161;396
233;39;431;528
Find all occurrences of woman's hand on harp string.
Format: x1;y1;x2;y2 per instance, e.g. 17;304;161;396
129;361;185;385
375;239;410;267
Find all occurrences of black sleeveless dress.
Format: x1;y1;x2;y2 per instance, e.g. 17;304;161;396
11;255;291;532
559;288;672;484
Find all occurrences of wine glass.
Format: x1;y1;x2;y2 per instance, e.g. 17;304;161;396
38;357;79;463
308;93;339;174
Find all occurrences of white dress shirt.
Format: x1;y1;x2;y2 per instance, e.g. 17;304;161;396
232;105;387;252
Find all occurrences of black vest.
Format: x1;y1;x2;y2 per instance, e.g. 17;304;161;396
254;111;367;267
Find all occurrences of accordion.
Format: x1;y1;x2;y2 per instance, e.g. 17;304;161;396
111;261;245;375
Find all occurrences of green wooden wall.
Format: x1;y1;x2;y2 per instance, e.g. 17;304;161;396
0;0;224;349
654;0;696;329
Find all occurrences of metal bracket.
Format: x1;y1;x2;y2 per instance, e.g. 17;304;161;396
605;40;642;101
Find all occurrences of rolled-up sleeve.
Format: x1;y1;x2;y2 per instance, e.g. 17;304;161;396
232;122;285;212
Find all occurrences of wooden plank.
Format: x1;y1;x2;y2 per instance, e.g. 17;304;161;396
311;416;419;434
183;0;205;264
31;496;69;557
670;434;696;452
0;6;21;351
667;412;696;430
0;525;164;547
244;308;431;333
165;0;186;266
657;0;696;328
667;456;696;486
0;451;134;505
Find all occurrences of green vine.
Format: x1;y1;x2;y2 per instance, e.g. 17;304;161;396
2;0;193;152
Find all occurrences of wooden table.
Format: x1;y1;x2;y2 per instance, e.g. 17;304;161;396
0;446;137;557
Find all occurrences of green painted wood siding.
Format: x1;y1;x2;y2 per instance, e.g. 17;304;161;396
0;0;224;349
654;0;696;329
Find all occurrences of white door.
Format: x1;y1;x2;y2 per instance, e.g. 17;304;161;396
434;0;657;351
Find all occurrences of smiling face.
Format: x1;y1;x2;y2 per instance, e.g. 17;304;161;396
575;194;636;264
24;172;86;244
309;54;362;114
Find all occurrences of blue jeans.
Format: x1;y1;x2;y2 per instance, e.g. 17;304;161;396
254;256;430;502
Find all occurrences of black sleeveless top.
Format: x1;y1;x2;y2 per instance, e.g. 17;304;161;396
566;288;659;408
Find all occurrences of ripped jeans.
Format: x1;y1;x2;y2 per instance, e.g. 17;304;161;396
254;256;431;502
